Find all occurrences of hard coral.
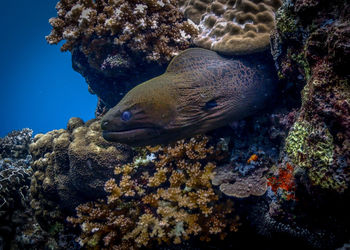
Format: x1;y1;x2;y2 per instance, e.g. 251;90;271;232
212;164;268;198
0;129;33;212
47;0;198;63
181;0;282;55
0;129;33;249
68;135;240;249
29;117;132;231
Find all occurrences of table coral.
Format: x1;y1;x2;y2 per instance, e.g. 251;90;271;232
68;135;240;249
212;164;268;198
180;0;282;55
46;0;198;63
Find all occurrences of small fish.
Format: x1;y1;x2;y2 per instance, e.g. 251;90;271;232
101;48;276;146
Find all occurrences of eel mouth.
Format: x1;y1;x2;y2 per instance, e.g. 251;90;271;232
102;127;161;143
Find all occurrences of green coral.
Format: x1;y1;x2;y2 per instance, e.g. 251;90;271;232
276;7;297;35
285;120;345;191
285;121;311;169
291;52;311;81
48;222;64;236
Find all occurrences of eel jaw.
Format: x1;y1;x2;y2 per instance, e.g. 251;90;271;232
102;127;162;146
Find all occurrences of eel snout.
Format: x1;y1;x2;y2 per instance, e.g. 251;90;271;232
101;106;163;146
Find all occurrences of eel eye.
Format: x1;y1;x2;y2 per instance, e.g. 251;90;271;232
121;111;132;121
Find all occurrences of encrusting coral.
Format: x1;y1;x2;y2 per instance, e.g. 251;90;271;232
180;0;282;55
46;0;198;63
267;162;296;201
212;164;268;198
68;135;240;249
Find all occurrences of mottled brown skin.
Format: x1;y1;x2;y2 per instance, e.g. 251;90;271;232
101;48;276;146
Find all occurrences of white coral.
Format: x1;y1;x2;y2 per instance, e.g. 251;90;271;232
180;30;191;40
133;4;148;14
157;0;165;7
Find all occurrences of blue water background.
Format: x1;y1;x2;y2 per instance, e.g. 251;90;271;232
0;1;97;137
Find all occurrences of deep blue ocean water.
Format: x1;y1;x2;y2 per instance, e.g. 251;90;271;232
0;1;97;137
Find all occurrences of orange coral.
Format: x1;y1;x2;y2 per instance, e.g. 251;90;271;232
68;135;240;248
267;163;296;201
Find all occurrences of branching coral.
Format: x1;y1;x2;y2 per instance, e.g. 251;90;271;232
180;0;282;55
68;135;240;249
47;0;198;63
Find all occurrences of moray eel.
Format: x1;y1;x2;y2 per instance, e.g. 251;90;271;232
101;48;276;146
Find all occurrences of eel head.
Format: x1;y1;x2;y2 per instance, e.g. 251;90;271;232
101;79;176;146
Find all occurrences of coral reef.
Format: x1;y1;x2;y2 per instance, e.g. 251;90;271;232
18;0;348;249
29;117;132;232
68;135;240;249
271;0;350;193
0;129;33;249
46;0;198;63
253;0;350;247
180;0;282;54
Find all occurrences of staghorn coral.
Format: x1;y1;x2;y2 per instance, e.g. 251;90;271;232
68;135;240;249
180;0;282;55
29;117;132;232
46;0;198;63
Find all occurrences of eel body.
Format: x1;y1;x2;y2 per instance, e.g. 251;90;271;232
101;48;276;146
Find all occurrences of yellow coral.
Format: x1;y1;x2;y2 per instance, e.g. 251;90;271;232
68;135;240;248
